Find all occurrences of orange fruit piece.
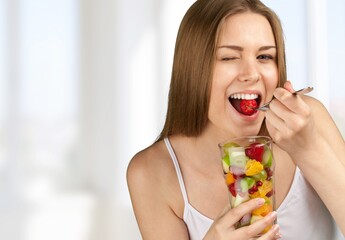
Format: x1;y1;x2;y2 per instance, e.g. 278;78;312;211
225;173;236;185
245;159;264;176
252;203;273;216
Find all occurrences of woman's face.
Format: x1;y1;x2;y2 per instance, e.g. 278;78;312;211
207;12;278;138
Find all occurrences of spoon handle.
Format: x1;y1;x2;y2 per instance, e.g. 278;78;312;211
292;86;314;95
256;87;314;111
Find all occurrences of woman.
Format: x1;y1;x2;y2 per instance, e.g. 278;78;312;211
127;0;345;239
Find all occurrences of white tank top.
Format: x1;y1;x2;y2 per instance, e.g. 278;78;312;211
164;138;344;240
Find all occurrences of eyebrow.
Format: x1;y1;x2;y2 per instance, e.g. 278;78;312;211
217;45;276;51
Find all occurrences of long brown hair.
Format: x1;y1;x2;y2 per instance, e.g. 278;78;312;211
157;0;286;141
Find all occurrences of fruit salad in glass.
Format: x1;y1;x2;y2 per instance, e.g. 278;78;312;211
219;136;275;235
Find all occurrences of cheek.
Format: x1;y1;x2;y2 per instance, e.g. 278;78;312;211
265;68;279;90
212;65;236;91
208;75;229;120
208;83;223;114
209;72;231;107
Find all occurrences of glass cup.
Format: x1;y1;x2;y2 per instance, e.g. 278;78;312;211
219;136;275;234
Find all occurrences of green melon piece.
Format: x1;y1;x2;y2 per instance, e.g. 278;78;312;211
222;155;230;173
222;142;240;156
229;147;248;168
262;149;273;167
252;170;268;181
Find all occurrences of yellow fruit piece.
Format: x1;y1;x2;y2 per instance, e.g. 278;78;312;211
225;173;236;185
245;159;264;176
252;203;273;216
249;191;261;199
258;180;273;197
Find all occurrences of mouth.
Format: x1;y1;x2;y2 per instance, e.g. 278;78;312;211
229;93;261;116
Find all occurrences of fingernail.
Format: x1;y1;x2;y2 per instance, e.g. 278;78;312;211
267;211;277;218
256;198;265;206
271;224;279;231
271;224;282;239
275;232;282;239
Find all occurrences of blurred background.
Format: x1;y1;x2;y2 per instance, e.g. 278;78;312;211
0;0;344;239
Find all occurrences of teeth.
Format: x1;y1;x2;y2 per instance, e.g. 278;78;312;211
230;93;258;100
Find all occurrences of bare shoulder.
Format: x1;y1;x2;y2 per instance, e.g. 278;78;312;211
127;140;172;201
127;140;172;188
304;95;345;149
303;95;326;113
304;96;341;133
126;139;188;239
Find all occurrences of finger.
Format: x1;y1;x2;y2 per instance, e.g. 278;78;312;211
268;94;312;136
258;224;281;240
283;80;295;93
265;109;297;145
265;107;291;134
219;198;266;227
236;211;278;239
268;99;301;129
273;88;309;114
268;97;293;120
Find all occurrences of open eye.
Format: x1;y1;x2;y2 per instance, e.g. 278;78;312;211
257;54;273;60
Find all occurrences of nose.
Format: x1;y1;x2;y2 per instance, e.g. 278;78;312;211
238;60;260;82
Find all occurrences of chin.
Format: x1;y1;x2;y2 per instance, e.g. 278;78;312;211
217;127;260;141
231;123;263;137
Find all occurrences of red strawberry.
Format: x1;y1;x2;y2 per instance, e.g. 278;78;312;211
245;143;264;162
239;99;257;115
228;183;236;197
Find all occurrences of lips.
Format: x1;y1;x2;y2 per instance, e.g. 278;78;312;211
229;93;261;115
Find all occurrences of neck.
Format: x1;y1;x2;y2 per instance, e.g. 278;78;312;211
184;129;233;165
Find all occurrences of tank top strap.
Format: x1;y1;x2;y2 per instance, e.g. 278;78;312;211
164;138;189;204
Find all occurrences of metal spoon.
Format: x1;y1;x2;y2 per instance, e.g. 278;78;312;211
255;86;314;111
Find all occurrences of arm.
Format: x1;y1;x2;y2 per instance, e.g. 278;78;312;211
127;150;190;240
265;83;345;234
